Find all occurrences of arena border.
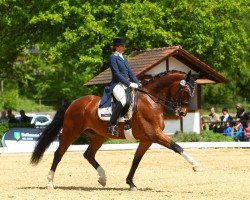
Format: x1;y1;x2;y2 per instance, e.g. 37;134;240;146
0;142;250;154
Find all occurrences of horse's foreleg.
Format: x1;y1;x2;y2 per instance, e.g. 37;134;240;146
126;141;152;191
155;134;202;171
83;134;106;187
180;151;202;171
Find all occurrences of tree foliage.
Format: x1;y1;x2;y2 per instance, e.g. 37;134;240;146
0;0;249;108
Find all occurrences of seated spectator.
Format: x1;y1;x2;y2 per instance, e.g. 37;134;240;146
7;109;19;123
220;108;233;133
244;121;250;141
234;120;244;141
223;122;232;137
19;110;31;123
0;110;9;123
208;107;220;132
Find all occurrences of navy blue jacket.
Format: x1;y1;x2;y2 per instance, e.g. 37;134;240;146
99;53;139;108
109;53;138;87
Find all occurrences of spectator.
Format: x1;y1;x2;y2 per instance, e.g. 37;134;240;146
244;121;250;141
234;120;244;141
208;107;220;132
235;103;242;117
7;109;19;123
220;108;233;133
223;122;232;137
236;106;249;128
19;110;31;123
0;110;9;123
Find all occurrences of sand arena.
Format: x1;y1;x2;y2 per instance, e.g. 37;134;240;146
0;148;250;200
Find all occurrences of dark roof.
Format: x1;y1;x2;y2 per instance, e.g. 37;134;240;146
85;46;228;86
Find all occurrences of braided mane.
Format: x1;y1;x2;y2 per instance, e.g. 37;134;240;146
143;70;186;86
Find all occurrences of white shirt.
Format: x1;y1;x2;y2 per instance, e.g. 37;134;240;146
223;113;229;122
114;51;124;60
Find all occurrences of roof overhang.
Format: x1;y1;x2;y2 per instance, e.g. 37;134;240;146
85;46;229;86
196;79;216;84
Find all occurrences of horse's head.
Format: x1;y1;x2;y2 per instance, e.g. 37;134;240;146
168;71;198;117
141;70;199;117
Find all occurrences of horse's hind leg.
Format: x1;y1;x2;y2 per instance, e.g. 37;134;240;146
47;127;81;188
83;133;106;186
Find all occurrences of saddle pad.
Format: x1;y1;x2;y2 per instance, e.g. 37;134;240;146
98;88;135;122
97;103;112;121
97;101;133;122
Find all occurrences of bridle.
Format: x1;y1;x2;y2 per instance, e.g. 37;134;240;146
136;79;195;115
167;81;195;115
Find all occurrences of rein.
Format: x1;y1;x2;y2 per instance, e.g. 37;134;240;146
136;83;191;113
136;88;175;110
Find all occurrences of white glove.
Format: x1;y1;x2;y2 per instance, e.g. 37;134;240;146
129;82;139;89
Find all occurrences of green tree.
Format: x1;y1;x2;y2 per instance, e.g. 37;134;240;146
158;0;250;105
0;0;249;106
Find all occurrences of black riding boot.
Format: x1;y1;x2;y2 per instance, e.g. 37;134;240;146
108;102;124;135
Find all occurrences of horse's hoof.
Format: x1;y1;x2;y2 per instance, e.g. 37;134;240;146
47;182;55;189
98;178;106;187
193;165;203;172
129;186;137;191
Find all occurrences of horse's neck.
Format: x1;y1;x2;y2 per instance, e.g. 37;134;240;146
144;74;183;99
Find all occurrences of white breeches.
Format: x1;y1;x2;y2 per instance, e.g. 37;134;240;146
113;83;127;106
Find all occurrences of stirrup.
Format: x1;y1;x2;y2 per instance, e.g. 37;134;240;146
107;125;119;136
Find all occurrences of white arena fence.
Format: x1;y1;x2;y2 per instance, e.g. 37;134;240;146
1;142;250;154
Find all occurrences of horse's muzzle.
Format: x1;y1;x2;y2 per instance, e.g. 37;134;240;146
179;111;187;117
178;107;188;117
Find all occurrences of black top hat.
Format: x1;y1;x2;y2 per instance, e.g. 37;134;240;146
113;37;126;46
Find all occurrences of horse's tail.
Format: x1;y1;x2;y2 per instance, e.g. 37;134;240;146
30;101;71;165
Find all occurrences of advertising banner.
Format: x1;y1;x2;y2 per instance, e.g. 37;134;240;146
1;128;59;152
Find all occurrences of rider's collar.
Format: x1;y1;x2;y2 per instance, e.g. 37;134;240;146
114;51;124;60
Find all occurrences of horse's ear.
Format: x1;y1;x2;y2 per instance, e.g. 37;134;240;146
185;70;191;82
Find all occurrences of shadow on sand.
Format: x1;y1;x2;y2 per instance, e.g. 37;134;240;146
18;186;159;192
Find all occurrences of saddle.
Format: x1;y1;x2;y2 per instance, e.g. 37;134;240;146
98;88;135;122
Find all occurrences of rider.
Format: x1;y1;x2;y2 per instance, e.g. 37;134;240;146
107;37;139;135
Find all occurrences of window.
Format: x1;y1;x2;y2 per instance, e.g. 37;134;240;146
35;116;49;123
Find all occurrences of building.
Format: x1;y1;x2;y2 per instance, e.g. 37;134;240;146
85;46;228;134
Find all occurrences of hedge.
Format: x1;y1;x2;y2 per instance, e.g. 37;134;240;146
172;130;234;142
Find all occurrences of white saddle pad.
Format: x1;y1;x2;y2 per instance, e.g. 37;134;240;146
98;91;135;122
97;101;133;122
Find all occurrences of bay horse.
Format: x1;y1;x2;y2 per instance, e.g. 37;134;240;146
31;70;202;191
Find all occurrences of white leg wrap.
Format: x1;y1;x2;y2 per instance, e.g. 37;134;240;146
97;166;106;187
47;170;55;188
181;152;199;166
